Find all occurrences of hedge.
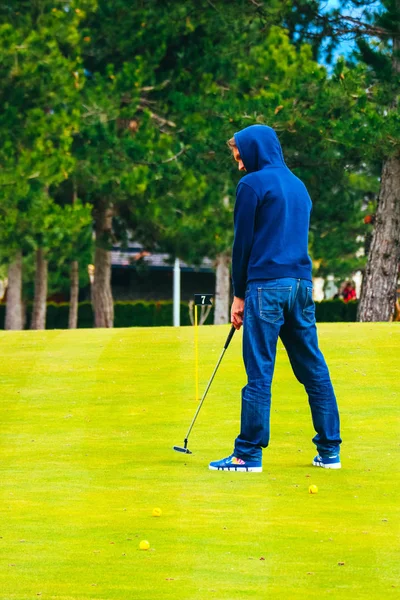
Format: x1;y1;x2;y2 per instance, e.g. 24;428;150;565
315;299;358;322
0;300;212;329
0;299;358;329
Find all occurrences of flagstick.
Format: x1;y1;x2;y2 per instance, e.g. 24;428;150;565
194;304;199;401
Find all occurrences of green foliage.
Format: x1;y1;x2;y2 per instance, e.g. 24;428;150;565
2;0;399;300
0;1;94;279
149;17;385;278
72;1;287;265
265;1;399;280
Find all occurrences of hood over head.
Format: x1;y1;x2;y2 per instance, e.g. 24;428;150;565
234;124;286;173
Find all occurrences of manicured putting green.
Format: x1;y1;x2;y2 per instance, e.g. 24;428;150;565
0;324;399;599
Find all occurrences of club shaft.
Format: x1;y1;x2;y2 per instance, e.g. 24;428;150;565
184;345;227;441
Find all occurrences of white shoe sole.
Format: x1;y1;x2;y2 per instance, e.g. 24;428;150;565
313;460;341;469
209;465;262;472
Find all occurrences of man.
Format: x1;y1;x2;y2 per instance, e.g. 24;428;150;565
209;124;342;473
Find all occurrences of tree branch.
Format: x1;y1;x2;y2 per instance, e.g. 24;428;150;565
161;147;186;163
134;147;186;166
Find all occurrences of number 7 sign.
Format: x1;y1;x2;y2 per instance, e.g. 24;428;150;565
194;294;213;306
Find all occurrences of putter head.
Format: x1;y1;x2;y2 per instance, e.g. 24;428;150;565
173;445;192;454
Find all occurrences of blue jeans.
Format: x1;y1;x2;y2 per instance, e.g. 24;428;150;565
234;278;341;461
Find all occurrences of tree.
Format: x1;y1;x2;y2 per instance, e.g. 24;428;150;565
3;0;395;329
73;0;296;326
5;252;23;330
50;179;93;328
355;1;400;320
152;19;377;318
76;1;375;328
0;182;29;329
283;0;400;319
0;1;94;328
74;1;194;326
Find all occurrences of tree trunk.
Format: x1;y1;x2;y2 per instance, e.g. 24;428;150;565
358;22;400;322
69;260;79;329
357;156;400;321
214;251;231;325
92;203;114;328
5;250;23;330
31;248;48;330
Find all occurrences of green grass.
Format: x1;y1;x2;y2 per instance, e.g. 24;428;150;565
0;324;399;600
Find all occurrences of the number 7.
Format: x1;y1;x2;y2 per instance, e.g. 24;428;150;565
201;295;206;304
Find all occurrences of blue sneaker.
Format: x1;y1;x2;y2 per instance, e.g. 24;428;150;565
209;454;262;472
313;454;341;469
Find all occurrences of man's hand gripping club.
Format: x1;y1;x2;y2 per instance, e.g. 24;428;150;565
231;296;245;330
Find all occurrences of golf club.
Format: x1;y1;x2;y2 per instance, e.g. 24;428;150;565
173;325;236;454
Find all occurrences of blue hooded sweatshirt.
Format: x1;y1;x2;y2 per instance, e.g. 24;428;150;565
232;124;313;298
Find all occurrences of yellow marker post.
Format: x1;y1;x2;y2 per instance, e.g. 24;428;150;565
193;294;213;403
194;304;199;402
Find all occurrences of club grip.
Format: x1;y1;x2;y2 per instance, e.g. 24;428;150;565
224;325;236;349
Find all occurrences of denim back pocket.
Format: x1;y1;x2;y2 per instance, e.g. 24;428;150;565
258;287;292;325
302;286;316;324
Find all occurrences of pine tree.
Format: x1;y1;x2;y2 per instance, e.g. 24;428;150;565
286;0;400;320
